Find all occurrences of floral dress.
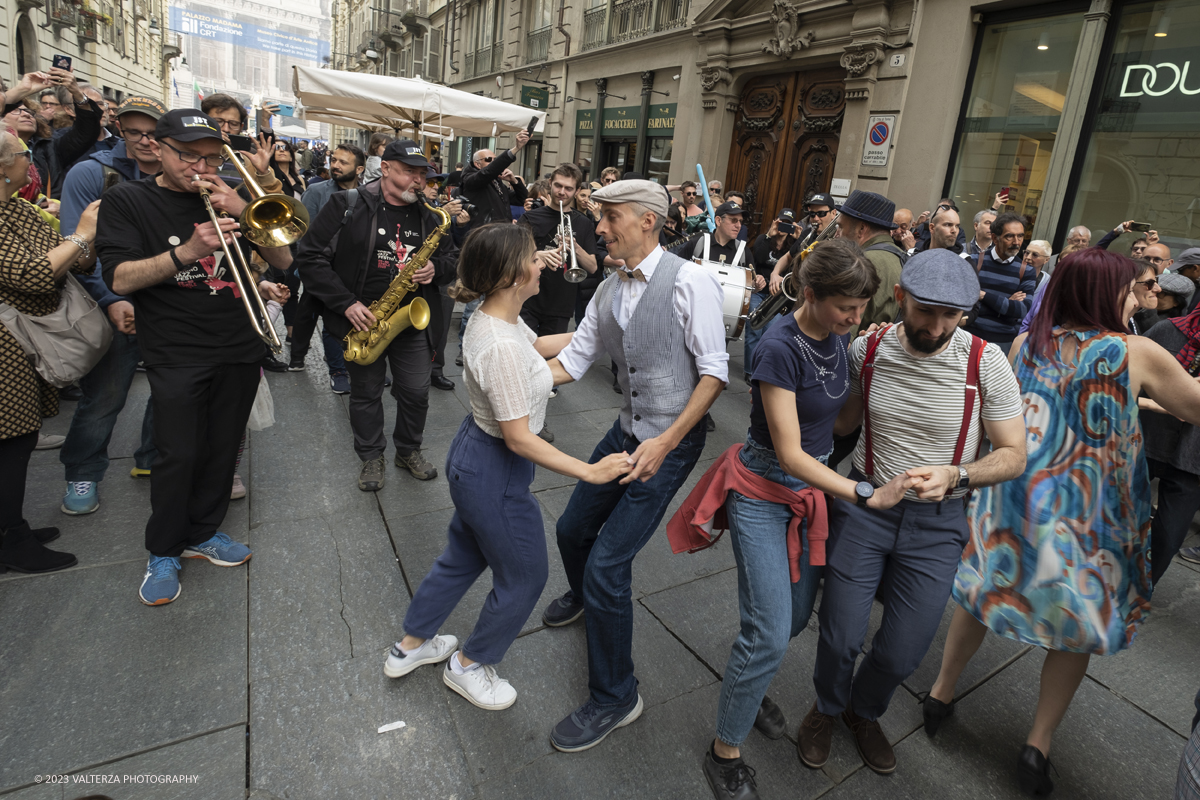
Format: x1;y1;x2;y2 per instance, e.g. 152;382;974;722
954;330;1152;655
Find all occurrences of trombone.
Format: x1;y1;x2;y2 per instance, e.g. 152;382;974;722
559;201;586;283
747;213;839;330
194;144;310;355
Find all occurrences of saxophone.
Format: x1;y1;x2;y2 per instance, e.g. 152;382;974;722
343;196;452;366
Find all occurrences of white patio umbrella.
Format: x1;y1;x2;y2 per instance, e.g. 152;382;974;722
272;124;313;139
291;65;546;140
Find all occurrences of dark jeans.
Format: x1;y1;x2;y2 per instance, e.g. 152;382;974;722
60;329;156;482
404;416;548;664
0;431;37;530
813;472;970;721
290;291;346;375
144;363;259;557
1148;457;1200;585
345;333;431;460
457;296;483;355
519;307;571;337
431;285;456;378
556;417;707;707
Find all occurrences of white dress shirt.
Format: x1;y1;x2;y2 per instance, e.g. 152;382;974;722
557;245;730;383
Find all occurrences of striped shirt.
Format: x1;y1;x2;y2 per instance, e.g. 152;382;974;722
850;327;1023;501
966;246;1038;343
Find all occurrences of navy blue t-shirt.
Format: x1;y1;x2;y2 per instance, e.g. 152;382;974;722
747;313;849;457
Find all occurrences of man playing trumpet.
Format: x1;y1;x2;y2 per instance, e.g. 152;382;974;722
97;109;292;606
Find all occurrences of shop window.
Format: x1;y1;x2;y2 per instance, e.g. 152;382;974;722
574;136;594;181
946;11;1086;231
646;139;672;185
1065;0;1200;251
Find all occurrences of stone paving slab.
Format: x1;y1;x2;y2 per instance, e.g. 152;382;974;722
0;560;247;792
249;654;475;800
70;726;246;800
824;647;1185;800
1084;559;1200;737
475;683;834;800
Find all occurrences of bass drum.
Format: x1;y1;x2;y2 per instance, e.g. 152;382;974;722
693;259;753;341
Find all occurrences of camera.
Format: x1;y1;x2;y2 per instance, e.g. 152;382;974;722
529;198;546;210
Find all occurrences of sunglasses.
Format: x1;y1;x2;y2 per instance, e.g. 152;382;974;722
684;192;696;197
807;209;831;217
1136;277;1159;289
482;156;494;163
275;144;289;150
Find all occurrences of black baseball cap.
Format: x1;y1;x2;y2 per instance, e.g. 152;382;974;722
382;139;430;167
805;193;835;208
155;109;222;143
715;201;744;217
779;208;796;222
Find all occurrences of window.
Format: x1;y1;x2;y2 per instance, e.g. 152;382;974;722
428;28;443;82
1064;0;1200;251
945;11;1086;231
198;39;226;83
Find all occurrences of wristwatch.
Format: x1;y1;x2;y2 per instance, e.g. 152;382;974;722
855;481;875;507
956;466;970;490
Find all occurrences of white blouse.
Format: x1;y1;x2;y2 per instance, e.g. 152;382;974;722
462;310;554;438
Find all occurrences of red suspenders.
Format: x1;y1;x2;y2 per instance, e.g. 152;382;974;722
860;325;986;481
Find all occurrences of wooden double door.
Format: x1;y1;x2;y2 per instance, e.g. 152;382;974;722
724;69;846;241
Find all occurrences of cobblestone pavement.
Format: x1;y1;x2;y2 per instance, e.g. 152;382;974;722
2;331;1197;800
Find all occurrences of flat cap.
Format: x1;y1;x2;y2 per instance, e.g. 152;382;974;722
1159;272;1195;305
591;179;668;219
899;248;980;311
1175;247;1200;267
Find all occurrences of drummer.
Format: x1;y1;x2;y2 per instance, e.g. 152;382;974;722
674;202;759;281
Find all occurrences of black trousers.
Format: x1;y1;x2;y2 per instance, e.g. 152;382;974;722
144;363;260;557
519;307;571;337
431;286;456;377
345;333;431;460
0;430;37;530
1148;457;1200;584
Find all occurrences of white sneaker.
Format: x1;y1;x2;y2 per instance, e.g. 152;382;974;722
442;655;517;710
383;634;458;678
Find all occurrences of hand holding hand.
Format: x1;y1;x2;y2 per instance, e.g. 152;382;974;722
258;281;290;303
586;452;633;484
345;301;376;332
905;465;957;502
621;435;675;484
106;300;136;335
866;472;920;509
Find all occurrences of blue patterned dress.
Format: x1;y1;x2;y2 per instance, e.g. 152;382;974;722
954;330;1152;655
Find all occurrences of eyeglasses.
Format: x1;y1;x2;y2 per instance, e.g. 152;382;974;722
15;150;32;161
124;130;156;143
214;119;242;132
9;107;33;118
1136;278;1159;289
1145;256;1167;264
162;141;226;169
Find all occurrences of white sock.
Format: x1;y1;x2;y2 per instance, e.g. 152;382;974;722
450;652;479;674
399;639;422;656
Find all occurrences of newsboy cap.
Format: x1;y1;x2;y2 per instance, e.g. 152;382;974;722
591;179;669;219
899;248;980;311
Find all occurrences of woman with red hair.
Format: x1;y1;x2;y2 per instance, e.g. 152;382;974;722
921;248;1200;795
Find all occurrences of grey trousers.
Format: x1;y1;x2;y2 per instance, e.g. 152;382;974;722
345;332;431;460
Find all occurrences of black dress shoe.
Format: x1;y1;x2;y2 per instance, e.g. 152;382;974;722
753;695;787;740
431;374;455;391
260;356;288;373
919;692;954;737
702;748;760;799
1017;744;1055;795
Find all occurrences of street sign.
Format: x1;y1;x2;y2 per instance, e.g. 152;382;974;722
862;114;895;167
520;85;550;110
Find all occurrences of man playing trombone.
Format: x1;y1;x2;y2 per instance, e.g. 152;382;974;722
97;109;292;606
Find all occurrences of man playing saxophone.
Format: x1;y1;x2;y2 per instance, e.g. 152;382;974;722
96;109;292;606
296;139;461;491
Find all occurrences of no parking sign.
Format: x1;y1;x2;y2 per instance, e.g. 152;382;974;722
862;114;895;167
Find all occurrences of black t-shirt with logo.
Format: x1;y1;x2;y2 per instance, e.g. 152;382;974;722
750;234;796;282
359;200;426;339
518;204;598;319
96;175;269;367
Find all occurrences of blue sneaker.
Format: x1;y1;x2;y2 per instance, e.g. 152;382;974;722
182;532;252;567
1179;545;1200;565
330;371;351;395
550;692;643;753
61;481;99;515
139;556;182;606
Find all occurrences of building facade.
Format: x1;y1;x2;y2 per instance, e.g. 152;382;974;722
331;0;1199;250
2;0;170;102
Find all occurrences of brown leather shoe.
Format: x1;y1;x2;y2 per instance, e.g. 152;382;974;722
796;703;835;769
842;709;896;774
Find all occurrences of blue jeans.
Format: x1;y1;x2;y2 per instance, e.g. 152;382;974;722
556;417;707;707
742;290;770;375
404;416;548;664
813;471;969;721
60;329;156;482
716;437;824;746
457;296;484;354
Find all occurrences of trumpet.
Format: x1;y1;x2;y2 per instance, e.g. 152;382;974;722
194;145;310;355
559;201;586;283
747;213;839;331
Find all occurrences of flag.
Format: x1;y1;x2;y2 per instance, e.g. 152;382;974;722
173;77;179;97
193;79;204;101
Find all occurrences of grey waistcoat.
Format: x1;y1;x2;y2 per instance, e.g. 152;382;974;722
596;252;701;440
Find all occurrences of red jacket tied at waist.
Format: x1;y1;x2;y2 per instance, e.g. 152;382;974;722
666;444;828;582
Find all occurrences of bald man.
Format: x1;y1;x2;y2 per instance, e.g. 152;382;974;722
1144;242;1173;275
893;208;915;251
